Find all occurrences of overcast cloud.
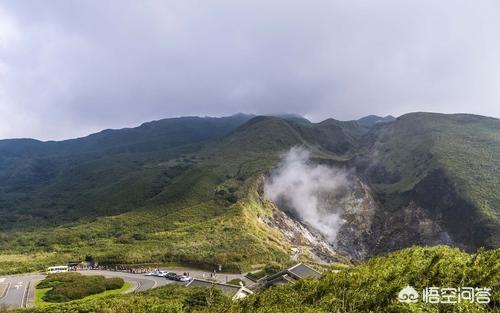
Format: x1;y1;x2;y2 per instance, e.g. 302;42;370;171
0;0;499;140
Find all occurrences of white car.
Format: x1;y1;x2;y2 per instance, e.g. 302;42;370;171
177;275;192;282
146;270;167;277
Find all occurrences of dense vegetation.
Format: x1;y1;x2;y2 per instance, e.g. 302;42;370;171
238;246;499;312
0;113;499;275
0;115;305;274
10;246;499;313
361;113;500;252
245;262;282;281
36;272;125;302
0;114;253;229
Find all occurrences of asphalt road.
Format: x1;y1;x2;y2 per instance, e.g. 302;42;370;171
0;267;248;310
0;274;44;309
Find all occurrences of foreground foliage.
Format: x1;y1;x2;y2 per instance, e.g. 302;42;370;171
238;246;499;312
20;284;231;313
11;246;500;313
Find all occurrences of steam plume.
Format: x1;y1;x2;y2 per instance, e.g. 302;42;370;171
264;147;348;242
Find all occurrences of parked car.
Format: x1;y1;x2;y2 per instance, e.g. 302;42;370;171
164;272;178;280
157;271;169;277
146;270;167;277
176;275;192;282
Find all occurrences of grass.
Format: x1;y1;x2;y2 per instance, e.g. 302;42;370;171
34;287;51;307
365;113;500;249
236;246;500;313
0;253;67;276
0;118;304;273
35;272;127;303
0;113;499;276
35;281;131;307
13;246;500;313
82;281;131;299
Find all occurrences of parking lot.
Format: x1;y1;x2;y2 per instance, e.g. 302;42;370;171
0;267;248;309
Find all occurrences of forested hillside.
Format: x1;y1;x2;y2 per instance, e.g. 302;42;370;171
0;113;499;275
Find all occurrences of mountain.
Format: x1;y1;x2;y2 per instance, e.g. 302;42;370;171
359;113;500;251
0;112;499;275
0;115;254;186
0;114;254;228
357;114;396;128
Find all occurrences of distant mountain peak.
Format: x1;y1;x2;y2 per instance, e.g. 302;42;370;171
271;113;310;123
357;115;395;128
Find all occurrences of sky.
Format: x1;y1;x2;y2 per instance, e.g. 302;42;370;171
0;1;499;140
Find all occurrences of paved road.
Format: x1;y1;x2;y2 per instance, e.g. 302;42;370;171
0;271;168;310
0;274;44;309
156;266;247;284
0;267;248;310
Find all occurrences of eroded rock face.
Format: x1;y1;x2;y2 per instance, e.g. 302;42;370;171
334;179;377;260
259;171;464;263
259;175;378;262
368;201;454;256
259;209;340;263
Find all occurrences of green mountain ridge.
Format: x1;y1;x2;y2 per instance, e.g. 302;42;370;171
0;112;499;274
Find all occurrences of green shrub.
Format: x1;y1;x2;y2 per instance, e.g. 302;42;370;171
36;272;82;289
104;277;125;290
227;278;245;286
247;262;282;281
246;270;266;281
263;262;281;275
239;246;500;313
38;272;125;302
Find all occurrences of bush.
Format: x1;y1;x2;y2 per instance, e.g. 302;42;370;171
104;277;124;290
38;272;125;303
263;262;281;275
227;278;245;286
246;270;266;281
36;272;82;289
246;262;282;281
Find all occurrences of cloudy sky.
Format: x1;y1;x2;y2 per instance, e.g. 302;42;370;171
0;1;499;140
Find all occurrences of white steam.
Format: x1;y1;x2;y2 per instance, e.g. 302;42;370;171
264;147;349;242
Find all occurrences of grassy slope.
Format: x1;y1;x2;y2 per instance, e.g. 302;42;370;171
0;115;252;230
0;117;317;273
237;246;500;313
365;113;500;248
1;113;500;274
14;246;500;313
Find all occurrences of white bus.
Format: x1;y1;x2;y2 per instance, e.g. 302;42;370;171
46;266;69;274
